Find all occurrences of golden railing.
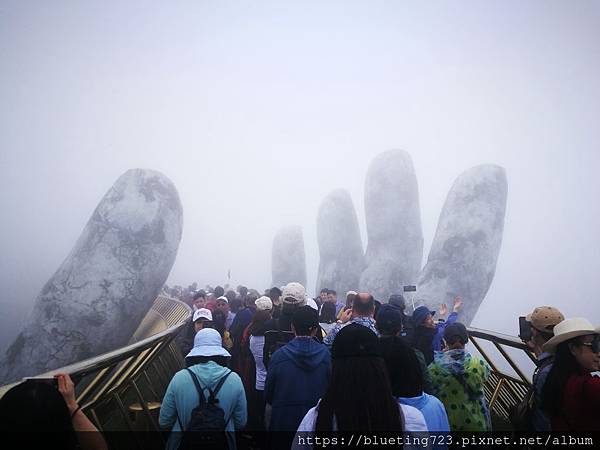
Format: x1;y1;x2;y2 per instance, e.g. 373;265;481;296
1;299;539;439
467;326;537;425
0;295;192;449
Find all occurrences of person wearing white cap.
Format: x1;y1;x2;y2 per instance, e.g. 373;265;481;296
177;308;214;357
540;317;600;431
215;296;235;330
192;308;213;331
159;328;247;450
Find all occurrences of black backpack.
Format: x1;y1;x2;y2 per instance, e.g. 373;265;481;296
263;326;295;368
176;369;232;450
509;356;553;431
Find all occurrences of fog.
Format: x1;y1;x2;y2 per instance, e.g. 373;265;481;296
1;1;599;354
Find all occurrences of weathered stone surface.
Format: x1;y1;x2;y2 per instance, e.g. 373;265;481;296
316;189;365;296
360;150;423;301
271;226;307;287
416;165;507;325
0;169;183;383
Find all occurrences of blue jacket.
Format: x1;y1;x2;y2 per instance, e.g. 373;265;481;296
399;392;450;431
159;361;247;450
433;312;458;351
265;336;331;432
399;393;450;450
532;352;554;431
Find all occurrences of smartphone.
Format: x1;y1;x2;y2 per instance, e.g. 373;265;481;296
22;376;58;387
403;285;417;292
518;316;532;342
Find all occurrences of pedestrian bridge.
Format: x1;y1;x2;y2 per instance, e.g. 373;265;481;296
0;295;535;444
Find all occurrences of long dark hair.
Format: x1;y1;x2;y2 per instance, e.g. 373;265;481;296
541;338;585;416
248;309;272;336
380;336;423;398
315;356;404;433
0;380;78;448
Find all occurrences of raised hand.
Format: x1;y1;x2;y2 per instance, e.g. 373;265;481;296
453;297;463;313
439;303;448;316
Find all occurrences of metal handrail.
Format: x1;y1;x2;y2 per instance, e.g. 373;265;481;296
0;294;192;444
467;325;538;424
1;298;540;434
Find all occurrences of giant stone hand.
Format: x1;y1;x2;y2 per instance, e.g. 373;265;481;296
0;169;183;384
315;150;507;325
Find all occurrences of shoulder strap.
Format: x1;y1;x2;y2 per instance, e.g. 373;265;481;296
185;368;207;405
207;370;232;402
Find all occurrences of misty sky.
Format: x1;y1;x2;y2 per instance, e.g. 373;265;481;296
1;1;599;354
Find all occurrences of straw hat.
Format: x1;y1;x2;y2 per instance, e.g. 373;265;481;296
542;317;600;353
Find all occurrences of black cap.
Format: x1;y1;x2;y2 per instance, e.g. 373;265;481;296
332;324;380;359
376;304;403;333
443;322;469;344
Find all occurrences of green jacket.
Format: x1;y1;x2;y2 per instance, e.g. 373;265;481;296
427;349;491;431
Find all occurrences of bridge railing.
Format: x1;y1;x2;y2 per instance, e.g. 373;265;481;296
1;298;538;438
1;295;191;448
467;326;537;425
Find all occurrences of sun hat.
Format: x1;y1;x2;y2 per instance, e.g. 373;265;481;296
216;296;229;304
192;308;213;323
412;305;435;327
332;323;380;359
255;296;273;311
525;306;564;333
186;328;231;358
281;282;307;305
542;317;600;353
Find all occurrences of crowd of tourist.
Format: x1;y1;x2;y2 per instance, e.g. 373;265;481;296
158;281;600;449
1;279;598;450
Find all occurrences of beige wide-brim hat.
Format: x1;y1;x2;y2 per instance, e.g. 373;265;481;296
542;317;600;353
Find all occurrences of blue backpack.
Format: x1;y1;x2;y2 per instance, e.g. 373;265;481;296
176;369;232;450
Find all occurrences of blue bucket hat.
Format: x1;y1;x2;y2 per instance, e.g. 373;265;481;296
412;305;435;327
186;328;231;358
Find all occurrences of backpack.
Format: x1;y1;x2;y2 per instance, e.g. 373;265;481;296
263;319;295;368
509;357;553;431
176;369;232;450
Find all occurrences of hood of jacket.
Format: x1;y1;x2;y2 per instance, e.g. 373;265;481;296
398;392;429;409
280;336;330;371
186;360;231;388
433;348;471;376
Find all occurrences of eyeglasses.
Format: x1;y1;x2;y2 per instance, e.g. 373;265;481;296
581;337;600;353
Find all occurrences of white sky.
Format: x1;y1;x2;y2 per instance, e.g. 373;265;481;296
1;1;599;353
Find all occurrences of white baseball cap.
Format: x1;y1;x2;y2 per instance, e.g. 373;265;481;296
192;308;213;323
255;296;273;311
